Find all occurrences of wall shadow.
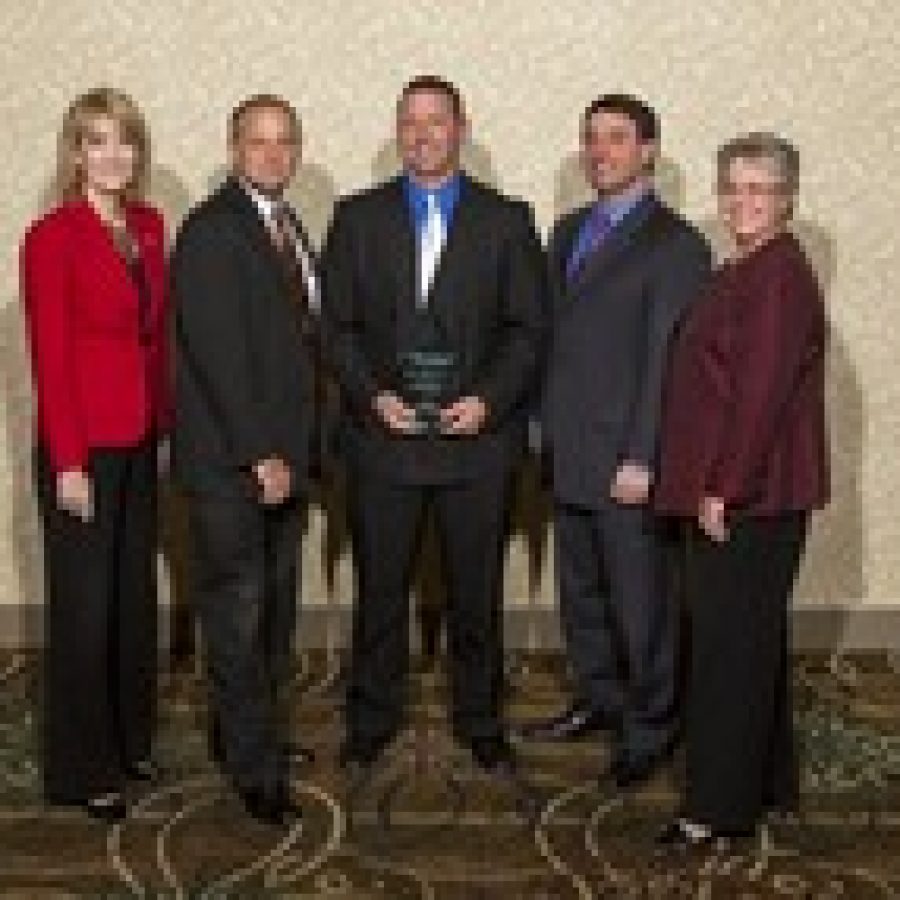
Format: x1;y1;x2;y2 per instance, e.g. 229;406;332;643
0;295;43;647
285;162;338;246
145;166;194;666
147;164;194;229
791;222;866;622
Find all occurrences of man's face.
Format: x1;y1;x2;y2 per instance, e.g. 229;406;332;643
396;89;465;182
230;105;299;195
581;110;655;197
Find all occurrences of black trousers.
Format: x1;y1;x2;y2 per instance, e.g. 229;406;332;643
37;443;157;804
555;500;677;759
683;512;808;833
188;491;302;798
346;469;511;758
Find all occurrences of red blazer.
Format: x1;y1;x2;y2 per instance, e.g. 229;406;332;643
20;199;171;473
654;232;829;517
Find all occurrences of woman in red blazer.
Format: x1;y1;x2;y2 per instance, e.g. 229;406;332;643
654;133;829;848
20;88;170;820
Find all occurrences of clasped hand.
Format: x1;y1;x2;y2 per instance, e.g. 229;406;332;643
373;392;488;436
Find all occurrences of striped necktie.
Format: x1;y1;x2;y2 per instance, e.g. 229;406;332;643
272;202;319;309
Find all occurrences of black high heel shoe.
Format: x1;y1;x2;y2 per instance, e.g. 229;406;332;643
654;819;718;854
84;791;127;822
124;759;161;783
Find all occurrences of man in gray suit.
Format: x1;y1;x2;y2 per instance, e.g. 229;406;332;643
520;95;710;787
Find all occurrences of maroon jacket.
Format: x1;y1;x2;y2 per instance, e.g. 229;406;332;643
654;232;829;518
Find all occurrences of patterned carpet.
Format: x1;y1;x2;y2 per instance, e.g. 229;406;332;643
2;648;900;898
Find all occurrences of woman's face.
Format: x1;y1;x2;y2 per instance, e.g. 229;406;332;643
717;156;790;246
77;114;137;197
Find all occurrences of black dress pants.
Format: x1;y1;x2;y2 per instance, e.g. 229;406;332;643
345;469;511;759
38;443;157;804
188;491;302;798
683;512;808;833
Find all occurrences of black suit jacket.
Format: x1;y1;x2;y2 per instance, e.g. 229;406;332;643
321;173;548;484
543;193;711;508
171;178;314;496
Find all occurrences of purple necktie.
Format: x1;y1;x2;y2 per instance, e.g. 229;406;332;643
566;206;613;281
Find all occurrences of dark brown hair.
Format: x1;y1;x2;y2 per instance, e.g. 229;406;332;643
582;93;659;143
397;75;465;120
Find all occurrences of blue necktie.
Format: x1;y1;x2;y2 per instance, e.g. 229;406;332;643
566;206;613;281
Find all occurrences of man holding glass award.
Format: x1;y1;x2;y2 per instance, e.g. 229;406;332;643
322;75;547;779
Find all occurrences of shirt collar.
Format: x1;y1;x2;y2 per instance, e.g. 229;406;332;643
403;171;462;220
239;178;283;224
595;181;652;227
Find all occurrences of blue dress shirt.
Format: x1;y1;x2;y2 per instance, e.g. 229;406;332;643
568;184;652;273
403;173;462;235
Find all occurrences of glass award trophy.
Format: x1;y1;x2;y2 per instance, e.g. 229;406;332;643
396;346;460;436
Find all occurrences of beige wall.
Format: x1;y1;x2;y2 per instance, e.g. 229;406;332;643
1;0;898;643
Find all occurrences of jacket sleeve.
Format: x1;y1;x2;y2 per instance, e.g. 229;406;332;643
319;200;381;413
705;257;825;507
172;218;275;468
20;220;89;473
619;230;712;469
470;201;550;425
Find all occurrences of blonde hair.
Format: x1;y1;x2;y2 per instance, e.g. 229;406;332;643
57;87;149;199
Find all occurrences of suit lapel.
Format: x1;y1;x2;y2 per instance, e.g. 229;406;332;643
220;178;289;280
425;173;480;327
381;172;480;337
551;207;589;302
566;194;660;299
381;176;418;318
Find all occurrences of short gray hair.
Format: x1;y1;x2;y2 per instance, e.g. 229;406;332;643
716;132;800;197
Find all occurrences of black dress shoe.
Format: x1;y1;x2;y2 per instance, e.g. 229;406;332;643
84;791;127;822
124;759;161;783
283;740;315;764
605;748;669;790
467;737;517;774
515;704;614;742
339;738;387;771
209;720;225;765
240;786;302;828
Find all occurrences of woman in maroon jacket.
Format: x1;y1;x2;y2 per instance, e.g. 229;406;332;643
654;133;829;848
20;88;171;820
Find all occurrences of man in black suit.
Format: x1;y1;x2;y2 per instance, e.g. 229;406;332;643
321;76;547;776
520;95;711;787
172;95;317;826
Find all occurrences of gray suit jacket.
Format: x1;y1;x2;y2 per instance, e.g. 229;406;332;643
543;194;711;508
